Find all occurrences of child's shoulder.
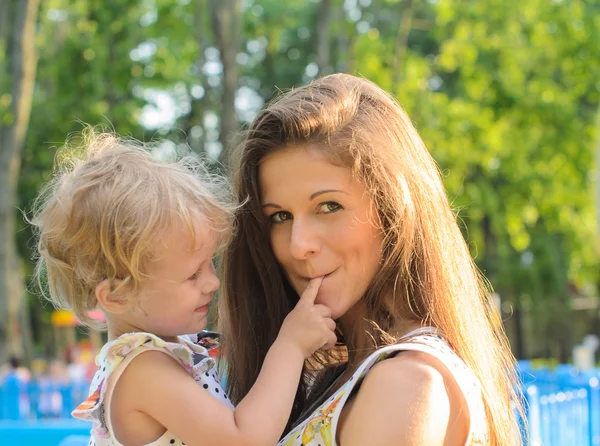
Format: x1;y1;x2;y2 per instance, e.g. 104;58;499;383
98;332;192;370
72;331;220;422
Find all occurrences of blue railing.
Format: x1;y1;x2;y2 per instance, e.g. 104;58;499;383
519;361;600;445
0;375;90;446
0;375;90;420
3;363;600;445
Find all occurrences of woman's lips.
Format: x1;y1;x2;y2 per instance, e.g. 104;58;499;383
300;270;336;281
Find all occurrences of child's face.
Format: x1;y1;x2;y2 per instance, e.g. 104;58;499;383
123;218;220;341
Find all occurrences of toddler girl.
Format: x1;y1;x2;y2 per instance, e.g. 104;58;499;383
31;131;337;446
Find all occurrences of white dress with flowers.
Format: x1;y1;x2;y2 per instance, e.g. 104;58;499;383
72;332;232;446
278;328;489;446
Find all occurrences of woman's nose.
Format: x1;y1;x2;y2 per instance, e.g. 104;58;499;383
289;219;320;260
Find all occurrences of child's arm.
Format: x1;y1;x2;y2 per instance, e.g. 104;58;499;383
232;277;334;440
115;277;336;446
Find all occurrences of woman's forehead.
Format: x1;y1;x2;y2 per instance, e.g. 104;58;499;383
259;147;354;194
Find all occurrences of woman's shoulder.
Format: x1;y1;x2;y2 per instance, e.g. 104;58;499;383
356;329;478;391
344;330;488;445
369;330;488;404
347;330;476;413
352;346;457;419
351;329;452;377
338;349;468;445
279;330;488;446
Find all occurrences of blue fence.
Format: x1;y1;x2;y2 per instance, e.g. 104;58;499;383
0;420;90;446
0;375;90;446
3;363;600;445
0;375;90;421
519;361;600;445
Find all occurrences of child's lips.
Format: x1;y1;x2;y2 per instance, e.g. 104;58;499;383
195;302;211;313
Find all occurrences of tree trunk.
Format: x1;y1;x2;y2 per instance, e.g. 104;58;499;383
262;12;277;95
334;0;354;74
210;0;241;169
596;101;600;240
0;0;40;365
314;0;332;75
0;0;10;88
513;298;525;359
184;0;211;155
392;0;415;97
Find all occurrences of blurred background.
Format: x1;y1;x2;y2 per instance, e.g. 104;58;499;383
0;0;599;443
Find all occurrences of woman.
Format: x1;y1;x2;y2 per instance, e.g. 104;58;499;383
220;73;524;445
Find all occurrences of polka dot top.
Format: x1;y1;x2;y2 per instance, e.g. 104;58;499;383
278;328;489;446
72;332;232;446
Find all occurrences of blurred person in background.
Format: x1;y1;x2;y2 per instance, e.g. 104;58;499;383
0;356;32;384
37;358;68;419
0;356;32;419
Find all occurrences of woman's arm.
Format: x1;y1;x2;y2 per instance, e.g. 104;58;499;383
337;351;469;446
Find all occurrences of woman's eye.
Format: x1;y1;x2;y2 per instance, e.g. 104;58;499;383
188;271;200;281
319;201;342;213
270;211;292;224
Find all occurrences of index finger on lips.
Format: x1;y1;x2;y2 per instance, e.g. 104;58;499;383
299;276;324;305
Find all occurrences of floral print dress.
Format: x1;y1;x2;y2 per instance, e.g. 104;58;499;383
72;332;232;446
278;328;489;446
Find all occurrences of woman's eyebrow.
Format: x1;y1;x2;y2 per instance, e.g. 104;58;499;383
262;189;351;208
310;189;350;200
261;202;280;209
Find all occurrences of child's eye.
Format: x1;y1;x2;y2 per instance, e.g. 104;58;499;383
188;260;216;281
318;201;342;214
270;211;293;224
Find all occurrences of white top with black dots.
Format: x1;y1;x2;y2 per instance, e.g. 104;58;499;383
72;332;232;446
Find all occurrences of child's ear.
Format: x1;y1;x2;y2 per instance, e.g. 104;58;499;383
95;279;132;314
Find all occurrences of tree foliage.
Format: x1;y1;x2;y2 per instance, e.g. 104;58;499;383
7;0;600;360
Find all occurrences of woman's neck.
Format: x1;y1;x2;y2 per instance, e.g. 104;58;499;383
336;300;367;367
337;301;423;370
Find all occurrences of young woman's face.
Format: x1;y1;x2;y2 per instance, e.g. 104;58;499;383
259;145;384;321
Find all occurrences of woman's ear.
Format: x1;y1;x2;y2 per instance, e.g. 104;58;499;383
95;279;132;314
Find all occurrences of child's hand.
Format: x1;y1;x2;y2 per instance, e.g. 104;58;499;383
277;277;337;358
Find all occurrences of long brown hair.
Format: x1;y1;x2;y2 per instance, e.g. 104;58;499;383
220;73;524;444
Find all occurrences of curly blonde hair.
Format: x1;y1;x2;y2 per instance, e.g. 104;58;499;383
31;128;234;329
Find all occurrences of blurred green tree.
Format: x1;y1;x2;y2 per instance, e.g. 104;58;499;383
0;0;40;364
9;0;600;361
